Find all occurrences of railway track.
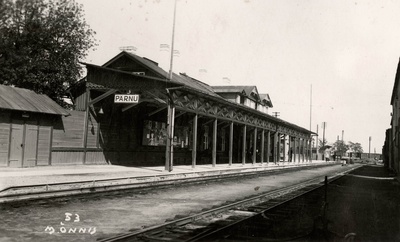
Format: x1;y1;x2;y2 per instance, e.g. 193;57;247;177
98;168;355;242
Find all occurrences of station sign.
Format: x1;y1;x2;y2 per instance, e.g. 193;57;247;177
114;94;140;103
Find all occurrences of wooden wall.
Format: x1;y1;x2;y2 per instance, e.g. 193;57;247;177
53;110;85;147
0;112;10;167
0;111;54;167
37;120;52;166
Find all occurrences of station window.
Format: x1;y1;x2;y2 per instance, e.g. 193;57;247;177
240;96;245;105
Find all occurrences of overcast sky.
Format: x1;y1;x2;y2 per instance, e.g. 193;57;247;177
76;0;400;153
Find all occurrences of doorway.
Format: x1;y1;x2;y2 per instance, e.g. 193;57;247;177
9;119;39;167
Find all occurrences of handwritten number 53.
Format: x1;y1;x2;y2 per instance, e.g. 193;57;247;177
65;213;80;222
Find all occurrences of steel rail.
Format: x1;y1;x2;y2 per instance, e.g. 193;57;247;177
187;167;361;242
98;169;354;242
187;177;339;241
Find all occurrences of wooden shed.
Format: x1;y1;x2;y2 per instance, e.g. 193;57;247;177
0;85;69;167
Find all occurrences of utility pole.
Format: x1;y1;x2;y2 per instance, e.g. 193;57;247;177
316;124;319;160
322;122;326;161
342;130;344;141
168;0;177;81
369;136;371;158
310;84;312;131
165;0;178;172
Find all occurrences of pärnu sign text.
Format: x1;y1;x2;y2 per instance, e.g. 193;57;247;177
114;94;140;103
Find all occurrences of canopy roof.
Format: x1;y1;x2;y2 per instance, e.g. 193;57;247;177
81;51;315;135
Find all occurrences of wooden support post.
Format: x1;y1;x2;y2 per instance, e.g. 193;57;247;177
304;139;307;162
229;122;233;166
306;139;309;162
165;103;175;171
261;129;265;165
288;136;292;162
170;106;175;169
212;118;217;167
192;114;198;168
242;125;247;165
277;132;281;163
165;105;171;171
252;127;257;165
282;134;286;163
294;138;296;163
83;88;90;164
274;132;278;164
266;130;270;165
299;138;301;163
302;138;305;162
298;137;301;163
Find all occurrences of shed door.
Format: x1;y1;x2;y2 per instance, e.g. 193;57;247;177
9;119;24;167
23;121;38;167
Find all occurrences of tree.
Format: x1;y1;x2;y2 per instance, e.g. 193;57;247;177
319;138;328;152
332;140;349;157
348;141;363;154
0;0;96;107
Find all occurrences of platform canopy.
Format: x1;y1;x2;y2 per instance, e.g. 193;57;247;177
81;51;315;137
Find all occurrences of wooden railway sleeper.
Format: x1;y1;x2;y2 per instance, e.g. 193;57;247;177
99;175;341;242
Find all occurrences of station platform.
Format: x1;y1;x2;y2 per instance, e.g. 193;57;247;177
0;160;338;203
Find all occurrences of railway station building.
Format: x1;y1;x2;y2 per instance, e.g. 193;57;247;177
0;51;316;170
68;51;315;170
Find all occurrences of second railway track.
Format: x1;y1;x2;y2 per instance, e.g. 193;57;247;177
98;167;357;242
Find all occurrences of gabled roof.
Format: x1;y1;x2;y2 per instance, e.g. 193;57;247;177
213;85;270;103
101;51;219;98
212;85;256;95
83;51;314;135
259;93;273;107
0;85;69;116
103;51;169;79
176;73;221;98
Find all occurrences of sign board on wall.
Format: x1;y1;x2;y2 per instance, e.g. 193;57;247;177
114;94;139;103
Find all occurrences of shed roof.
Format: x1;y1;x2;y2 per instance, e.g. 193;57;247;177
0;85;69;116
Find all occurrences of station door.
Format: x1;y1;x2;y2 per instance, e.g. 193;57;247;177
9;119;39;167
